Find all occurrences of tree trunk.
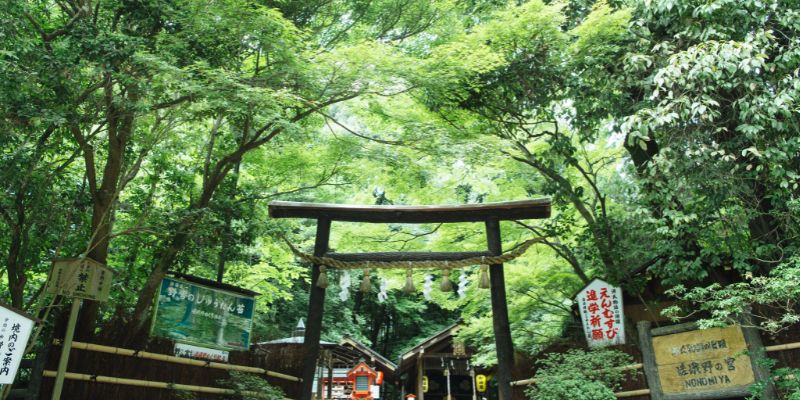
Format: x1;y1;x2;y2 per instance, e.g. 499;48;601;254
75;84;138;340
6;225;26;308
122;215;198;345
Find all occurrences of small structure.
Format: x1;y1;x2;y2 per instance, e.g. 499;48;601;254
348;361;378;399
255;320;396;399
397;323;492;400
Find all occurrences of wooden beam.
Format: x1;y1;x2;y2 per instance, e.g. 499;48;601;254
486;219;513;400
323;251;493;262
268;199;551;223
300;219;331;400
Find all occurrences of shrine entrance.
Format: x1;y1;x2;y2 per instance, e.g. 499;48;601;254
268;199;551;400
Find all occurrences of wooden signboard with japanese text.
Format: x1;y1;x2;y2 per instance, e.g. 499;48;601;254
638;321;774;400
653;326;754;395
45;258;113;302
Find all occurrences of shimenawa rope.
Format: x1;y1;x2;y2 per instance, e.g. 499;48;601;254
281;236;545;290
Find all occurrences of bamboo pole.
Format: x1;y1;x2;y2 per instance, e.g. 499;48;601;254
53;340;301;382
42;370;291;399
615;389;650;398
765;342;800;352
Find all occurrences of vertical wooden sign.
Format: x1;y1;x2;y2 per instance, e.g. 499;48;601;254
576;279;625;347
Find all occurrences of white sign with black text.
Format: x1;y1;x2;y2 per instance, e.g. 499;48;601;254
0;303;36;384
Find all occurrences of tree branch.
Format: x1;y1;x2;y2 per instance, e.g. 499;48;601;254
321;111;405;146
514;220;590;283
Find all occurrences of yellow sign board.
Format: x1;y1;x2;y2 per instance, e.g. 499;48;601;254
422;376;429;393
653;326;755;394
45;258;114;302
475;374;487;392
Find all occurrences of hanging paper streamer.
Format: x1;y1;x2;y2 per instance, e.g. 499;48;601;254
423;274;433;301
457;271;468;299
339;271;351;302
377;278;388;303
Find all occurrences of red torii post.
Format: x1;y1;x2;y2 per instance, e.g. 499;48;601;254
268;199;551;400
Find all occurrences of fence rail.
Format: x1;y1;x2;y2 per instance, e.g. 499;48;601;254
42;370;291;400
53;340;301;382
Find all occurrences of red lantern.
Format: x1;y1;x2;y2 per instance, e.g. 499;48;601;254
347;362;378;399
375;371;384;385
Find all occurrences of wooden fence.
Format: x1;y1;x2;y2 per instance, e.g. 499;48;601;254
37;337;301;400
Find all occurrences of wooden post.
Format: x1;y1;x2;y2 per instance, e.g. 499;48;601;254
485;219;513;400
51;299;81;400
742;310;777;400
326;351;333;400
316;359;324;400
637;321;663;400
444;365;451;400
300;219;331;400
417;351;425;400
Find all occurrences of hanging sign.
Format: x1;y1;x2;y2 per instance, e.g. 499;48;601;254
653;326;755;395
576;279;625;347
151;277;255;351
45;258;114;301
0;303;36;384
174;342;229;363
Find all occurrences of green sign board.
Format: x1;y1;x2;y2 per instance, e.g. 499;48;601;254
151;277;255;351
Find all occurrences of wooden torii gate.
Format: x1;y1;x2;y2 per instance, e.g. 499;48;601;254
268;199;551;400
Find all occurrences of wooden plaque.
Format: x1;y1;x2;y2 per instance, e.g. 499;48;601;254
637;321;775;400
45;258;113;302
653;326;754;394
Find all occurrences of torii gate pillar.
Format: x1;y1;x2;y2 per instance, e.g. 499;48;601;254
486;218;514;400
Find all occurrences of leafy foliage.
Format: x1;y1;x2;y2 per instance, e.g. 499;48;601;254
524;349;634;400
664;255;800;333
216;370;286;400
1;0;799;384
